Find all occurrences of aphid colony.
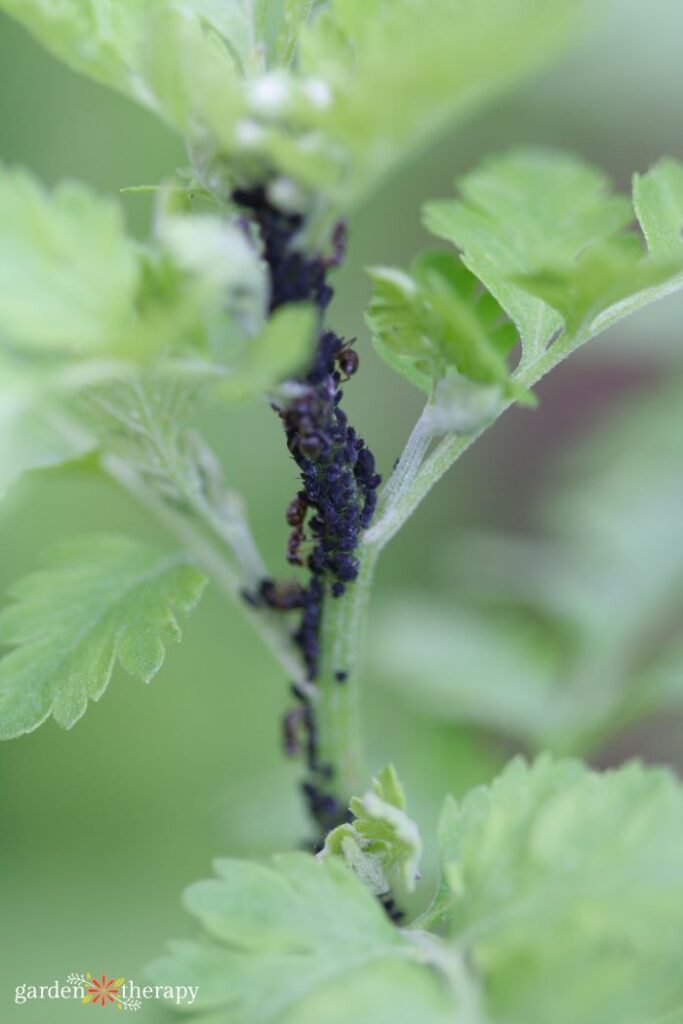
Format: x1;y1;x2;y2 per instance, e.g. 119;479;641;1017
234;187;381;834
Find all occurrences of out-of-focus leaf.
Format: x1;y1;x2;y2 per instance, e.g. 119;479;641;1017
0;166;139;354
216;303;316;400
148;853;458;1024
298;0;586;207
0;535;206;738
1;1;586;213
633;156;683;256
430;756;683;1024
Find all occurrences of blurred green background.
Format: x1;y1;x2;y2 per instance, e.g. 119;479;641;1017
1;0;682;1019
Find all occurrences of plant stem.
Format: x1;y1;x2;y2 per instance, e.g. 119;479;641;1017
314;545;380;800
100;451;309;688
314;330;595;807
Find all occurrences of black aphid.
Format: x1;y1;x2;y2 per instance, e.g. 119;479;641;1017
234;186;382;836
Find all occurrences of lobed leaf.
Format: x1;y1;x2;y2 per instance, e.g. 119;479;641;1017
0;535;206;738
148;852;456;1024
0;166;139;355
431;756;683;1024
424;150;683;366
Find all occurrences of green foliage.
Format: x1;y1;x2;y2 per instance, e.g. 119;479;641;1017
217;304;317;401
151;758;683;1024
431;756;683;1024
319;764;422;896
634;156;683;256
424;149;683;366
0;535;206;738
148;852;455;1024
295;0;586;207
0;1;586;211
0;165;139;354
366;252;520;406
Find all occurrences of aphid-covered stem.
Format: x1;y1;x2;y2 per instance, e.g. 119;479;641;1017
233;186;381;838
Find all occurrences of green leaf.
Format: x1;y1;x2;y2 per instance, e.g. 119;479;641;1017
298;0;586;207
216;303;317;400
0;0;155;98
148;853;456;1024
0;535;206;739
157;209;268;345
633;156;683;256
0;166;139;354
431;756;683;1024
423;149;633;361
139;5;245;139
2;0;585;213
515;234;683;338
425;148;683;371
319;764;422;897
366;250;521;404
276;0;319;66
0;1;257;110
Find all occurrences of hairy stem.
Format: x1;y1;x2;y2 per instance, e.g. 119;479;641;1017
314;545;379;800
100;451;309;687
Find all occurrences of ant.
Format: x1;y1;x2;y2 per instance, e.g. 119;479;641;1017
334;338;359;380
259;579;306;611
286;492;308;565
282;706;306;756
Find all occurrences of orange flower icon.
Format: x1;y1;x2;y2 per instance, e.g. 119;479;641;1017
82;974;125;1008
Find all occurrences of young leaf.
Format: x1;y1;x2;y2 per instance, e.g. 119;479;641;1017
431;756;683;1024
148;853;456;1024
0;166;139;354
366;250;522;407
0;535;206;739
318;764;422;896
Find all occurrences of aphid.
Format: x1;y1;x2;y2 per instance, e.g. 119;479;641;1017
335;338;359;379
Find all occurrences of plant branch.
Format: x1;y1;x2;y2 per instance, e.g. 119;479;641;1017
101;450;310;689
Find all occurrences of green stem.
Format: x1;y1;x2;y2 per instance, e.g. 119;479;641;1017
314;546;380;801
312;329;591;807
101;451;310;689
